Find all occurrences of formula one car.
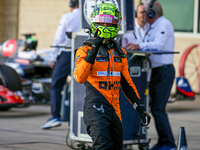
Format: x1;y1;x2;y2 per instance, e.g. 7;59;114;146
0;64;30;110
0;34;52;104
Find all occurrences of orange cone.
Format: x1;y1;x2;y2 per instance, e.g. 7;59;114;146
177;127;188;150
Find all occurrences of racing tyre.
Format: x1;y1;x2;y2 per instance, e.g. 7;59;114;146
0;64;22;91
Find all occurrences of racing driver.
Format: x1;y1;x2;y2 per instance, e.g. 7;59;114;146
74;3;151;150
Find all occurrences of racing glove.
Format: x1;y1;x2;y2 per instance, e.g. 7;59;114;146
84;29;104;64
134;101;151;126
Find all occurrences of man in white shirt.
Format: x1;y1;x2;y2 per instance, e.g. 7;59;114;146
122;3;150;47
125;1;176;150
41;0;80;129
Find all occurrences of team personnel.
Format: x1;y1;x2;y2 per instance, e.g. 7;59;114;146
74;3;151;150
125;0;177;150
122;3;150;47
41;0;80;129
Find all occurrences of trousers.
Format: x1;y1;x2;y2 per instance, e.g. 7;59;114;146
149;64;176;147
83;86;123;150
50;51;71;118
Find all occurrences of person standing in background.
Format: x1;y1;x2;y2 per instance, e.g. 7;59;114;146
125;0;177;150
41;0;80;129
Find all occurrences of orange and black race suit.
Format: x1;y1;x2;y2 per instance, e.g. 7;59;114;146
74;45;141;121
74;43;143;149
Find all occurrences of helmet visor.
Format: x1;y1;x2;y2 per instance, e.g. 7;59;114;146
90;14;120;25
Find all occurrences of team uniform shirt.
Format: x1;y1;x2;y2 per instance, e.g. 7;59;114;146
139;16;175;68
51;8;80;62
74;45;141;120
122;20;150;47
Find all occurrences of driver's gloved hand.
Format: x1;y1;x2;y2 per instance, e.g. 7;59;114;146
135;102;151;126
84;29;104;64
92;29;104;50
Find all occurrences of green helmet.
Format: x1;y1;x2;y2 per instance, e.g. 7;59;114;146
90;3;122;39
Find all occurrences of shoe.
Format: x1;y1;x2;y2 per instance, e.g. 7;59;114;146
40;118;61;129
150;144;164;150
158;146;176;150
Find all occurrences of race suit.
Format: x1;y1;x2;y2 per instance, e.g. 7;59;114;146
74;42;142;150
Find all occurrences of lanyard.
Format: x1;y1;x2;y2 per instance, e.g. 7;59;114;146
143;27;152;42
133;26;152;43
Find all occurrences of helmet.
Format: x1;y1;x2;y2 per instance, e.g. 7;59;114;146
90;3;122;39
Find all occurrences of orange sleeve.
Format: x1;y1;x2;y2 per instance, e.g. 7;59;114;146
73;46;93;84
121;54;141;103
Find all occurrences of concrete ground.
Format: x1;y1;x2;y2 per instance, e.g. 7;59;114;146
0;96;199;150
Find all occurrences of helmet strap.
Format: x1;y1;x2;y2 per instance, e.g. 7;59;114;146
112;39;126;58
